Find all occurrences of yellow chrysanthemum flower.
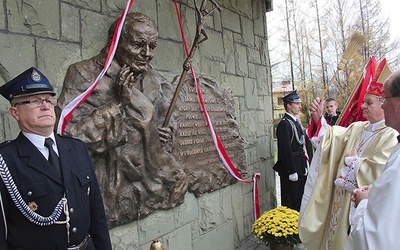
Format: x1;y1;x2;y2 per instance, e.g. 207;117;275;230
251;206;301;247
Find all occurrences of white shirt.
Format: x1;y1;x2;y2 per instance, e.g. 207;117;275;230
22;132;59;159
345;143;400;249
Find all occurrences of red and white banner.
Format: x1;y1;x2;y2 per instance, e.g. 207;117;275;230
338;56;376;127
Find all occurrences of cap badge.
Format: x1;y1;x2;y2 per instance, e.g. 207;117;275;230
31;70;42;82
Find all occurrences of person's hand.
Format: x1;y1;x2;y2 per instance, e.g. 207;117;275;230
289;172;298;181
309;97;324;123
351;185;372;207
158;125;172;143
116;64;134;105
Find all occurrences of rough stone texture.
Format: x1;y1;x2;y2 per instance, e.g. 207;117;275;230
152;39;185;72
7;0;59;38
0;34;36;85
236;43;249;76
109;221;139;250
158;0;181;41
36;39;81;91
63;0;100;12
242;16;255;47
223;29;236;74
221;8;241;33
244;78;258;109
80;11;113;59
0;0;274;248
0;1;4;30
61;3;80;43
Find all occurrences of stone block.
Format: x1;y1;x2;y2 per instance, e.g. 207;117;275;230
158;0;181;41
80;11;113;60
235;43;248;76
193;221;235;250
110;221;139;250
242;17;254;47
174;192;198;228
231;184;245;240
0;0;4;30
256;136;269;161
181;6;196;48
253;1;266;37
0;33;35;81
248;47;261;64
255;65;269;93
138;210;176;244
221;9;240;33
200;58;221;79
221;74;244;96
63;0;100;12
0;113;19;140
163;223;193;250
36;39;81;94
198;191;220;233
240;110;258;142
244;78;258;109
61;3;80;42
7;0;59;39
220;185;233;222
200;29;224;61
152;39;185;73
222;29;235;74
242;188;253;217
213;8;222;32
248;63;256;78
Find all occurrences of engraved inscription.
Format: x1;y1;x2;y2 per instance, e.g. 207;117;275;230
172;76;247;196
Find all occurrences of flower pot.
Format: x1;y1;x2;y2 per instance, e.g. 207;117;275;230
270;244;294;250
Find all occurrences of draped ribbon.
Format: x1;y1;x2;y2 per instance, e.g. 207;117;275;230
57;0;135;134
173;0;261;220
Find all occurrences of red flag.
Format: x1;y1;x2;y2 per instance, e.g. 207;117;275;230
338;56;376;127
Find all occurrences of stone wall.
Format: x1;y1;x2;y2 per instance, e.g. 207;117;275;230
0;0;277;249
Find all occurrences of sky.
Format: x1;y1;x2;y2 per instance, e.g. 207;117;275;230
380;0;400;40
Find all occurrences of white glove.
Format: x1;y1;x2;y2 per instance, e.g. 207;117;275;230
289;172;298;182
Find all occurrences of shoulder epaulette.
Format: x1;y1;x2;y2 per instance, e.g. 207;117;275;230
0;140;13;148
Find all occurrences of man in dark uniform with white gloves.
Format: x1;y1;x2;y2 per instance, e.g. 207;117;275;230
274;90;312;211
0;67;112;249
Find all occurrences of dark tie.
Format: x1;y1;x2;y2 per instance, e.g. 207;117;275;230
44;138;61;177
398;135;400;143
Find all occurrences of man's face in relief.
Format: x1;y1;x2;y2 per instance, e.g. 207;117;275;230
116;20;158;74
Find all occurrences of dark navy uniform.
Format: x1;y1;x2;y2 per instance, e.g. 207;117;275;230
0;133;112;249
0;67;111;249
273;91;313;211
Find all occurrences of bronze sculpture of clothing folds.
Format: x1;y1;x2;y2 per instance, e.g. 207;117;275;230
57;13;188;228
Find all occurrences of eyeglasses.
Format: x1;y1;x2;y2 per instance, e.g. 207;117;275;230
378;96;398;104
13;97;57;107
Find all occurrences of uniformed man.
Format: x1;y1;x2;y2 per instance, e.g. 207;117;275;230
273;90;312;211
0;67;112;249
